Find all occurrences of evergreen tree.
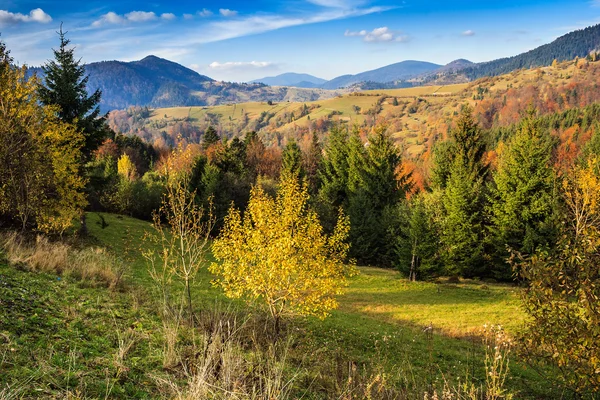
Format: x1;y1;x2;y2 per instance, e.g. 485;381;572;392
281;139;305;181
451;105;488;180
430;141;456;189
317;126;350;231
395;195;440;281
202;126;220;150
303;132;322;194
430;106;487;190
39;26;107;159
346;126;409;265
488;113;557;278
441;156;485;277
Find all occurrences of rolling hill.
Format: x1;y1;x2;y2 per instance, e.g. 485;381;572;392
29;56;342;112
28;23;600;112
250;72;327;88
442;24;600;81
321;60;442;89
108;56;600;165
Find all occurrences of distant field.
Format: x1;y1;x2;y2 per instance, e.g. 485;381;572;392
133;59;591;160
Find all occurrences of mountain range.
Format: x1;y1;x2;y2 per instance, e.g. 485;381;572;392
28;23;600;112
249;73;327;88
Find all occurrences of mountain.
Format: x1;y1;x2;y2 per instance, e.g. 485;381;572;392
459;24;600;79
82;56;214;111
250;72;327;88
29;56;342;112
321;60;442;89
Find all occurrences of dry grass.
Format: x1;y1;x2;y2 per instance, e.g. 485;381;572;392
153;307;296;400
1;232;127;289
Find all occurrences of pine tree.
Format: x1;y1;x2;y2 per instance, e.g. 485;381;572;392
317;126;350;231
347;126;409;265
433;106;489;277
303;132;322;194
202;126;220;150
39;26;107;160
441;156;485;277
281;139;304;181
488;113;557;278
451;104;488;180
396;194;440;281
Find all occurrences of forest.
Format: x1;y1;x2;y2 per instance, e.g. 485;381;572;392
1;28;600;399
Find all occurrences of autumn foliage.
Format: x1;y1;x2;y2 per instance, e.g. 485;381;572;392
210;176;355;325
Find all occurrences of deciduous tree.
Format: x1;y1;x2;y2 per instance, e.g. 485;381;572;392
210;176;354;331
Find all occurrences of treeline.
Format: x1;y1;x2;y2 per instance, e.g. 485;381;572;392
462;24;600;79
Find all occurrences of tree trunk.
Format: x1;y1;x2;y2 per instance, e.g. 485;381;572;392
410;239;418;282
78;211;88;237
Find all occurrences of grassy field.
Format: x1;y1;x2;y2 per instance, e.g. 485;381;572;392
0;213;559;398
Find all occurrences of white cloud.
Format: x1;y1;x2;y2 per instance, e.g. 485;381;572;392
345;26;409;43
194;6;391;45
208;61;275;70
93;10;175;26
462;30;475;37
219;9;238;17
198;9;213;17
591;0;600;7
183;13;194;20
92;11;124;26
344;29;367;36
125;11;157;22
0;8;52;25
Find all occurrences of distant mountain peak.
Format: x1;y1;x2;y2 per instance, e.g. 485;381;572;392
250;72;327;88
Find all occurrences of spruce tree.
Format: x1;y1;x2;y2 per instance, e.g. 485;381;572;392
317;126;350;231
347;126;409;265
303;132;322;194
202;126;220;150
396;195;440;281
39;26;107;160
441;156;485;277
488;113;557;278
433;105;489;277
281;139;304;181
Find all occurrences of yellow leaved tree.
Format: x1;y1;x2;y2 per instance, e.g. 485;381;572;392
513;156;600;393
210;176;355;331
0;42;86;234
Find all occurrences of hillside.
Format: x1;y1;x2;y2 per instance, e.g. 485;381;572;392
451;24;600;80
250;72;327;88
321;60;442;89
109;57;600;162
29;56;343;112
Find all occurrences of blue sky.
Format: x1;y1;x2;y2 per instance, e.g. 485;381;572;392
1;0;600;82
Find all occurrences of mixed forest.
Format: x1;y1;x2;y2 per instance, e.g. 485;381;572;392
1;27;600;399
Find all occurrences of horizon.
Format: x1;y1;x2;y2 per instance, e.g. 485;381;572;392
1;0;600;82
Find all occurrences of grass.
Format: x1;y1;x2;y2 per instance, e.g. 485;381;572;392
0;212;562;398
341;267;526;337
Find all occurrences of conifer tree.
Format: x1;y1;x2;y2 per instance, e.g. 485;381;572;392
318;126;350;231
347;126;409;265
281;139;305;181
441;156;485;277
303;132;322;194
488;113;557;277
202;126;220;150
396;194;440;281
39;26;107;159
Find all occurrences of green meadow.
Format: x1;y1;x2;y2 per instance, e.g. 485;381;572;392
0;212;556;398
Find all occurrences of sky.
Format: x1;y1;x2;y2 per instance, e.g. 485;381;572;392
1;0;600;82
